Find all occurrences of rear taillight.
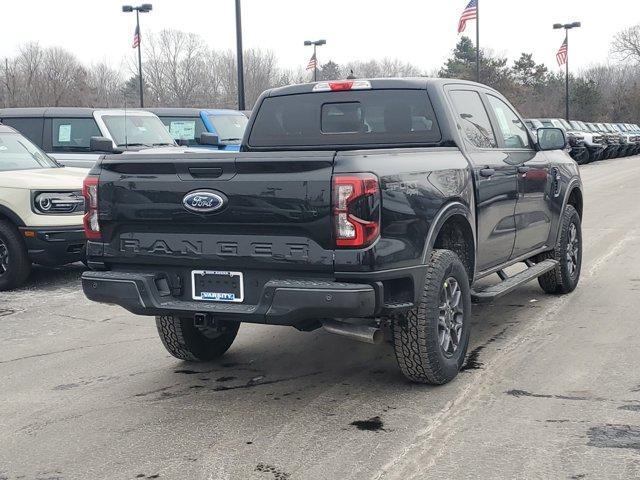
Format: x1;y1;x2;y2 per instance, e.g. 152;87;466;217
82;176;100;240
332;173;380;248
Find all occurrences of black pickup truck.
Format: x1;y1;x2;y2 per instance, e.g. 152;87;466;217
81;78;583;385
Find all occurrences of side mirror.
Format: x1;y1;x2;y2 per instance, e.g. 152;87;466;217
90;136;115;153
537;128;566;151
199;132;220;146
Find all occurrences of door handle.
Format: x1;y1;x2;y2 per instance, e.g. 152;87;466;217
517;166;531;174
479;168;495;178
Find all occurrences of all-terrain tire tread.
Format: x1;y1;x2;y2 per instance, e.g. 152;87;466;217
0;219;31;291
392;249;469;385
536;204;581;295
155;315;239;362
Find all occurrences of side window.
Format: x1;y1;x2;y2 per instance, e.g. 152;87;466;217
0;118;44;147
160;116;207;146
486;95;531;149
51;118;101;152
449;90;497;149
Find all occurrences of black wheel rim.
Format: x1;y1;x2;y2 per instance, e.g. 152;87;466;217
438;277;464;358
0;238;8;276
567;222;580;278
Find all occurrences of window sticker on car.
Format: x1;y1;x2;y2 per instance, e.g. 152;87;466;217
169;121;196;140
58;124;71;143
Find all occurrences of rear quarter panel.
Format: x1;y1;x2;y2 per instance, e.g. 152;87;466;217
333;147;474;272
544;149;582;247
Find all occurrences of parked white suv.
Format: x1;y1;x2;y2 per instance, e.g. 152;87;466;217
0;124;87;290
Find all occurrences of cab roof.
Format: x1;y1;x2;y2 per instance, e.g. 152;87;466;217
146;108;246;117
264;77;492;97
0;107;156;118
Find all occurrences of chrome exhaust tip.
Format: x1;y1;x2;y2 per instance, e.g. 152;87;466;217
321;319;384;345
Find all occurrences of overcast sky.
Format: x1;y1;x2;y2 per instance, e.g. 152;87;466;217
1;0;636;75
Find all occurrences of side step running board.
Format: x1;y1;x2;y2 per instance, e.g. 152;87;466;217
471;259;558;303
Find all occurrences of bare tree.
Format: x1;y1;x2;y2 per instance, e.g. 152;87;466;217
611;25;640;63
87;63;124;107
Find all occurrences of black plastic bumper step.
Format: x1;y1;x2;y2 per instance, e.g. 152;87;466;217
471;259;559;303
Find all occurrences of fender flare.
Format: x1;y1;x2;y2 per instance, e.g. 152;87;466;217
558;177;583;237
421;201;476;276
0;204;25;227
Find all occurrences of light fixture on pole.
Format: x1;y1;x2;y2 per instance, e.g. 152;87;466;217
122;3;153;108
304;39;326;82
553;21;581;121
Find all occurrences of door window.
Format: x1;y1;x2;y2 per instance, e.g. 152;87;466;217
449;90;497;149
486;95;531;149
51;118;101;152
159;116;207;146
0;118;44;147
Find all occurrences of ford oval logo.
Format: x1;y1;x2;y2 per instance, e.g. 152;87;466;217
182;190;227;214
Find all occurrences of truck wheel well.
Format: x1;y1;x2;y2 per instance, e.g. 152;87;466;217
567;187;583;219
433;215;475;282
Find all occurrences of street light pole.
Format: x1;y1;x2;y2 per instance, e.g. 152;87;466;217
235;0;245;111
122;4;153;108
553;21;581;121
304;39;326;82
313;43;317;82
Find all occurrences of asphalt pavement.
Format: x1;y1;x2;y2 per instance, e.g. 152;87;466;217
1;155;640;480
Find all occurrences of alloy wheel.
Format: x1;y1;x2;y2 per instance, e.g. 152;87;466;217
0;238;8;276
567;222;580;277
438;277;464;357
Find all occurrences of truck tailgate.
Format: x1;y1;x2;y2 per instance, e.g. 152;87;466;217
95;151;335;272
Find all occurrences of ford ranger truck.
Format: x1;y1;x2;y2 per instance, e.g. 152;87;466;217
81;79;583;385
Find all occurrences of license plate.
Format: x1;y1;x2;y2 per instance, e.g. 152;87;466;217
191;270;244;302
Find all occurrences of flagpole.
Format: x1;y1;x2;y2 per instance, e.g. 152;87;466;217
136;9;144;108
476;0;480;83
565;29;569;120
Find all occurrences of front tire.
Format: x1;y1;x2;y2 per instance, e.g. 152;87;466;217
155;315;240;362
535;204;582;294
392;249;471;385
0;220;31;291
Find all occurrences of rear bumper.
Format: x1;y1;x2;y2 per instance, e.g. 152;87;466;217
81;270;377;326
20;226;85;266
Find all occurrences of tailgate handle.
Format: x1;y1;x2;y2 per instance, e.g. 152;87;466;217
188;167;223;178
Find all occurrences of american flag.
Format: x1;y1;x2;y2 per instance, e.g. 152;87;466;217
132;25;140;49
556;39;568;66
306;53;317;71
458;0;478;33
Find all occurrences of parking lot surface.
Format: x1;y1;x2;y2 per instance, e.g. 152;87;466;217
2;155;640;480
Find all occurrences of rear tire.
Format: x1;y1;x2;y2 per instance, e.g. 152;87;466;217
155;315;240;362
0;220;31;291
392;249;471;385
535;204;582;295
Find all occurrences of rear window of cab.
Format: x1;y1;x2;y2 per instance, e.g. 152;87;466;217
248;90;441;149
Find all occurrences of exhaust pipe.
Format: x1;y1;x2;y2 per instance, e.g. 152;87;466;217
321;320;384;345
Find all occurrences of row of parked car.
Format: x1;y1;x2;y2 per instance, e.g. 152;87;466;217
0;107;249;290
0;107;249;167
525;118;640;165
